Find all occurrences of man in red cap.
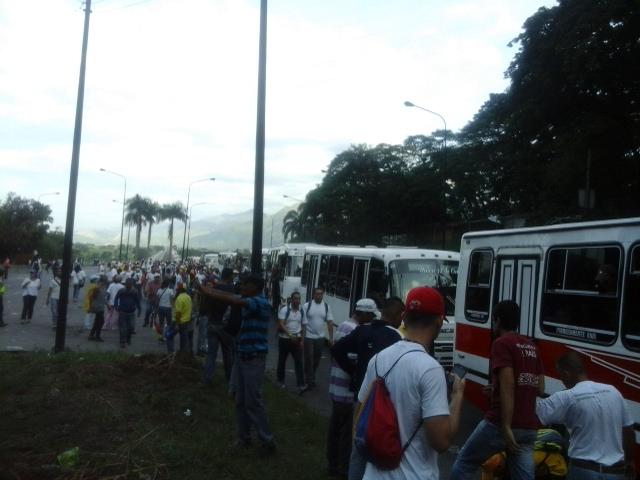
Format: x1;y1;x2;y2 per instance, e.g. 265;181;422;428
354;287;465;480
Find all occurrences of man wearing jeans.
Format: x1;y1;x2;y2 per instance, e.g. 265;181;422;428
198;273;276;453
451;301;545;480
203;268;238;385
302;288;334;389
276;291;307;393
114;278;141;349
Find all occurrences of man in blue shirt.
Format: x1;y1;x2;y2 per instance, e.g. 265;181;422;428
198;273;275;453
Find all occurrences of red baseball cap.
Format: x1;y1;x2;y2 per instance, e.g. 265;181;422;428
405;287;445;316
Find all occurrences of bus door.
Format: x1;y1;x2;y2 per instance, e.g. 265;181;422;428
306;255;320;301
494;252;540;338
350;259;369;315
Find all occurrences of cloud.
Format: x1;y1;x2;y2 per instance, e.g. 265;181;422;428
0;0;556;233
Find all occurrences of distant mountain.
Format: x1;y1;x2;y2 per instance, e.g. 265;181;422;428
73;206;294;251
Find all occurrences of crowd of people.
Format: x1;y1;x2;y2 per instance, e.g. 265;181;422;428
0;252;636;480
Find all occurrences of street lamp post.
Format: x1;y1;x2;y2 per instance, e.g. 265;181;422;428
37;192;60;201
100;168;127;262
181;177;215;262
282;194;304;203
185;202;211;260
404;100;449;248
404;101;448;149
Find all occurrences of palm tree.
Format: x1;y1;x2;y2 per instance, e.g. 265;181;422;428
160;202;187;258
124;194;147;255
282;203;305;241
141;199;160;249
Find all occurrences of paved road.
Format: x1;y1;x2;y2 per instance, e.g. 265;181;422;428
1;265;482;478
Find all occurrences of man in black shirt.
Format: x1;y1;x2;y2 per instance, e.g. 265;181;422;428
203;268;240;385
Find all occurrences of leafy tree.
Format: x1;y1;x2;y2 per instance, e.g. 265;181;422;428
0;193;52;258
282;204;305;241
159;202;187;257
124;194;148;255
141;198;160;249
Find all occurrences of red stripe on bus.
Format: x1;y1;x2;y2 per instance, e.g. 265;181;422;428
455;323;492;358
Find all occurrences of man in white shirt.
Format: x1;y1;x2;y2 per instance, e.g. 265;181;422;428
302;287;334;389
536;351;635;480
357;287;464;480
276;291;307;393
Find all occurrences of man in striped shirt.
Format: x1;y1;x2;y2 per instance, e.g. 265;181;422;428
198;273;276;453
327;298;379;479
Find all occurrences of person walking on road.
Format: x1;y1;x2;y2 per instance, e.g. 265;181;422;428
2;257;10;280
331;298;401;480
357;286;465;480
276;291;307;393
171;282;193;354
71;264;86;303
88;276;107;342
105;275;124;330
202;268;239;386
451;301;545;480
20;270;41;324
303;287;334;390
0;270;6;327
326;303;363;479
45;269;62;329
536;351;636;480
198;273;277;453
156;278;174;343
114;278;141;348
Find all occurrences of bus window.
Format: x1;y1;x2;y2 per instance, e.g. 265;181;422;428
326;255;339;295
389;259;458;315
465;250;493;322
622;245;640;352
541;246;621;345
287;255;304;277
336;256;354;300
301;255;309;287
366;258;387;307
318;255;329;290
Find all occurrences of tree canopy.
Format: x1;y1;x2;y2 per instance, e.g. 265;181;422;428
0;193;52;258
286;0;639;247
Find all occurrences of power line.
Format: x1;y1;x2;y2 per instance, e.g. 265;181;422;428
95;0;159;13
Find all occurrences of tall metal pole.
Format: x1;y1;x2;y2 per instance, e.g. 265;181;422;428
120;179;126;261
55;0;92;353
251;0;268;274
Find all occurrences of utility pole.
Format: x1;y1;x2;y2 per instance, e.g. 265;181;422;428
250;0;268;274
55;0;92;353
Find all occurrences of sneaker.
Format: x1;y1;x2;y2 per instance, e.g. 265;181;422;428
297;385;309;395
277;382;286;389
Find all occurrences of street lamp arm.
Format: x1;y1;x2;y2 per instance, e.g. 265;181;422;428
404;100;448;149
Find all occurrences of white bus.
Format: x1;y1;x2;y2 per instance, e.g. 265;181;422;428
202;253;221;269
268;243;317;304
453;218;640;468
301;245;459;367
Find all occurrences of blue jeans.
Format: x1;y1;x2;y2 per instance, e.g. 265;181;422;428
203;325;235;384
232;355;273;445
167;322;193;353
347;440;367;480
568;463;626;480
118;311;135;345
450;419;536;480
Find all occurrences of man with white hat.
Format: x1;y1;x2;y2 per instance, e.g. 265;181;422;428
332;298;402;480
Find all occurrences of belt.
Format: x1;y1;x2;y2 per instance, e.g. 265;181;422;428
569;458;627;474
239;352;267;361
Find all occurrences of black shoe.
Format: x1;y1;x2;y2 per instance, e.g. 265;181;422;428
95;337;104;342
260;440;277;455
88;336;95;341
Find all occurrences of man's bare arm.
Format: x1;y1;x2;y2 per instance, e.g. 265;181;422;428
198;284;246;307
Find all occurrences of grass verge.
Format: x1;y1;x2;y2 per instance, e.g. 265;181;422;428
0;352;328;480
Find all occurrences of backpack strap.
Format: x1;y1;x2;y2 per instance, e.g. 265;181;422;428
284;306;291;322
324;301;329;318
374;349;424;379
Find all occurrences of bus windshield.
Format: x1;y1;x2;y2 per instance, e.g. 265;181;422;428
389;259;458;316
286;255;304;276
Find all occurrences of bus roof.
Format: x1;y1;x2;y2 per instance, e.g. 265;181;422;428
304;245;459;261
461;217;640;240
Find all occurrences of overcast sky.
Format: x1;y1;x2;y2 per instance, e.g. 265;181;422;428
0;0;556;232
